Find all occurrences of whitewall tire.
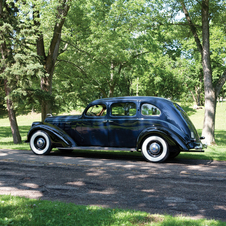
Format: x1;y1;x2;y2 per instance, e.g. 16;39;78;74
30;130;52;155
141;136;169;163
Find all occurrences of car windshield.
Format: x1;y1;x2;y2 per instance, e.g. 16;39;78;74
86;104;106;116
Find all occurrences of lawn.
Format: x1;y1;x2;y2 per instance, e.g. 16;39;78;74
0;195;225;226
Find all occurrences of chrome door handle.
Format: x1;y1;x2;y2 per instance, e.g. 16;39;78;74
103;120;113;123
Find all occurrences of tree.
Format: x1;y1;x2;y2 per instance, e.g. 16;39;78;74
0;0;47;143
53;0;159;107
180;0;226;145
32;0;71;121
0;0;21;144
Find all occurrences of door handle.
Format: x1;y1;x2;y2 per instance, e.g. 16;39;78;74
103;120;113;123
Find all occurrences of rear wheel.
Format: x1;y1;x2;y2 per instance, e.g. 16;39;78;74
30;130;52;155
141;136;169;163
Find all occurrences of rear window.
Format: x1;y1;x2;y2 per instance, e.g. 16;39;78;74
141;104;161;116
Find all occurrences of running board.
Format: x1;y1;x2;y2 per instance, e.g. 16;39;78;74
182;150;205;152
56;146;137;152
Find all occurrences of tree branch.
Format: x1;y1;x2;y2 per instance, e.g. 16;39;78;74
33;8;46;61
215;68;226;97
57;59;108;97
195;0;202;7
61;40;109;69
180;0;203;58
46;0;70;73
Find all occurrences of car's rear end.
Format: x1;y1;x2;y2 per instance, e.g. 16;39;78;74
173;103;206;151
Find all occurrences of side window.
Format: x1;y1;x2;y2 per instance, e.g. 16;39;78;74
141;103;161;116
111;102;136;116
85;104;107;117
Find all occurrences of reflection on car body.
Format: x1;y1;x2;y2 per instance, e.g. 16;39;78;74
26;96;206;163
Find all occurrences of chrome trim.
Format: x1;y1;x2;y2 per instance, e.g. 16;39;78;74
195;142;207;149
194;143;203;149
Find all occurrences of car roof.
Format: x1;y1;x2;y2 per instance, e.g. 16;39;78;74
90;96;173;105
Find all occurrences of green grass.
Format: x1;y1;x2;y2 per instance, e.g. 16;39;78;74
0;113;40;150
0;195;225;226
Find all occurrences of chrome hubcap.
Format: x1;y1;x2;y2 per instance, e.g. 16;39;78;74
36;138;46;149
149;142;161;155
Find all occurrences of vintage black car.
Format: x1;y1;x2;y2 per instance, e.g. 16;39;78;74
26;96;205;163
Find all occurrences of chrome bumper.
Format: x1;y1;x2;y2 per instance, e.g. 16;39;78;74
195;142;207;149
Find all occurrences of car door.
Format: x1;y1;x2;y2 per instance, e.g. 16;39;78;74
78;104;109;146
108;101;140;148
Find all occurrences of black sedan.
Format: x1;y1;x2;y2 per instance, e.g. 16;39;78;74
26;96;205;163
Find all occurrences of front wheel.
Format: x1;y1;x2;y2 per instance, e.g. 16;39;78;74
30;130;52;155
141;136;169;163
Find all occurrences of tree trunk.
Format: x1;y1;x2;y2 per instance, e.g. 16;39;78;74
201;0;216;145
190;89;198;106
181;0;219;145
4;79;21;144
192;86;202;106
41;75;53;122
109;62;115;97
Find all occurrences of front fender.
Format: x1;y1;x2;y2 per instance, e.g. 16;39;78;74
26;122;77;148
137;126;189;151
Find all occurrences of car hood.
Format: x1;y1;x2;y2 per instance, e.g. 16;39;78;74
45;115;82;123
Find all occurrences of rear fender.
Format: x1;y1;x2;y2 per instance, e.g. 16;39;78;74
137;127;189;152
26;122;77;148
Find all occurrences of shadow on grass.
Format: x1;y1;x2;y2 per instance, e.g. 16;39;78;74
196;129;226;146
215;130;226;146
0;126;30;149
0;126;30;138
0;107;8;119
